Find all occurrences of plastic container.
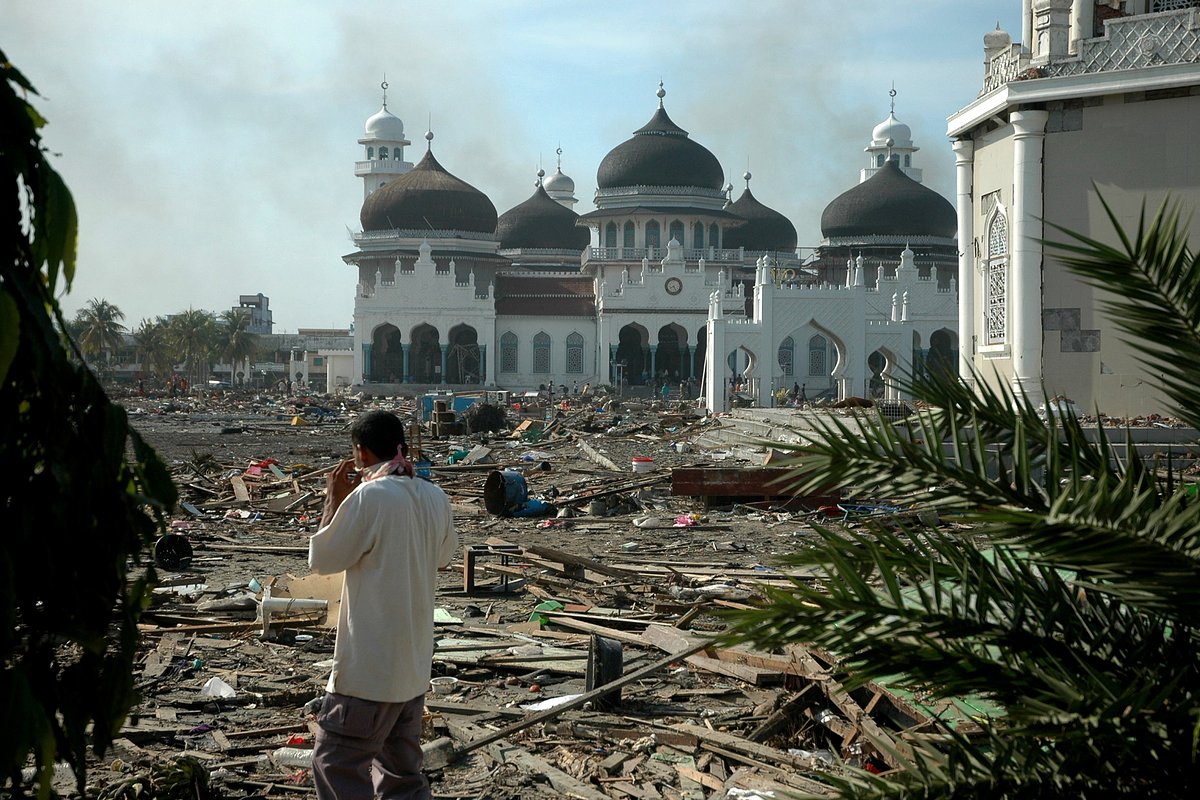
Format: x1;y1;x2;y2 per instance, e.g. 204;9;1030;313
429;676;459;695
631;457;655;474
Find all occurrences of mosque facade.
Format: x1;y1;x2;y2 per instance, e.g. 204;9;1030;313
343;84;959;411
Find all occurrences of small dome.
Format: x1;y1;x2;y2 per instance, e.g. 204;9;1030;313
984;24;1012;51
364;105;406;141
360;149;497;234
597;97;723;190
723;188;798;252
870;112;913;148
820;156;956;239
541;166;575;195
497;184;590;250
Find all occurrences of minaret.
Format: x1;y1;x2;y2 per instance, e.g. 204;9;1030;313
541;147;578;210
356;78;413;200
861;86;922;183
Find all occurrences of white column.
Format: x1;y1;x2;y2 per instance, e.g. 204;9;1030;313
1070;0;1093;54
1010;109;1049;399
952;138;975;386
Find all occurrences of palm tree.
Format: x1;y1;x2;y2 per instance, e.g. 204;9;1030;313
133;318;172;381
168;308;217;389
725;195;1200;798
219;309;257;387
73;297;126;370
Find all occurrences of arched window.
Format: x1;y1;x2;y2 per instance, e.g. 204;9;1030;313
565;332;584;373
985;211;1009;344
777;336;795;377
645;221;660;249
669;220;684;245
500;332;518;373
623;221;636;248
708;223;719;248
692;222;704;250
876;154;885;167
904;154;912;167
532;332;551;374
379;146;389;160
604;222;617;248
367;146;375;159
808;335;827;376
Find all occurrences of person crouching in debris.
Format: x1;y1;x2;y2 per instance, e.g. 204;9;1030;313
308;410;458;799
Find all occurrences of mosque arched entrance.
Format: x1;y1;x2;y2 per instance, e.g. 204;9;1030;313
928;328;958;380
371;324;403;383
411;324;442;384
868;350;887;399
693;326;707;382
615;324;648;385
447;324;481;384
655;323;687;380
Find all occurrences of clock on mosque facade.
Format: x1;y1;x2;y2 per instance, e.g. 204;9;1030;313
665;277;683;295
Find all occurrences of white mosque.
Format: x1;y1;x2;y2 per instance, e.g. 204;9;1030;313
334;82;959;412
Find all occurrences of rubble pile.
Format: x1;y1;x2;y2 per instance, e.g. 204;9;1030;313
65;391;999;799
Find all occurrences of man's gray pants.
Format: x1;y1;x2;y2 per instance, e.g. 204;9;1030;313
313;691;428;799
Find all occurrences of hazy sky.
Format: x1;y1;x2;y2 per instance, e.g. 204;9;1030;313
5;1;1022;332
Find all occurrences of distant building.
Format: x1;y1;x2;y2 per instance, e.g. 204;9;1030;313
949;0;1200;416
235;293;273;334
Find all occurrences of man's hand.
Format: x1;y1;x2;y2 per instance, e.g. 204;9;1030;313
321;458;360;525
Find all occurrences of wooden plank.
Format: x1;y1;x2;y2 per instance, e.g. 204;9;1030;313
486;742;610;800
446;637;714;757
670;723;834;794
681;653;784;686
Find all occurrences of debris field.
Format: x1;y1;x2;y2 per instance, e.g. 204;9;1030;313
82;389;994;799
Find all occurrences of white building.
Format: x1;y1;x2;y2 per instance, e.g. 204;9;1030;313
343;84;958;409
949;0;1200;416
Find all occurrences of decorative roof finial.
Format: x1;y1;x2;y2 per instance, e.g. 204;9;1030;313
886;137;895;160
743;170;751;188
381;76;390;109
536;167;545;187
556;145;563;170
657;80;666;107
889;82;896;115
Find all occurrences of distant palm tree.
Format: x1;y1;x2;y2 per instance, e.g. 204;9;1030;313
219;309;257;387
724;195;1200;798
168;308;217;389
73;298;126;370
133;318;172;381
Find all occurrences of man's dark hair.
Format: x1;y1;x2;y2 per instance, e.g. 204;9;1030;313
350;410;407;460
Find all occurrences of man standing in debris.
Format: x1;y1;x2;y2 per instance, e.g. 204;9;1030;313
308;410;458;799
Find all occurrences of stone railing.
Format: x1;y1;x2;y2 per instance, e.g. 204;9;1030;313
1047;8;1200;77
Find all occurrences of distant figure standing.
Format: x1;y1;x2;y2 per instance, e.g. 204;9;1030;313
799;383;807;403
661;383;671;402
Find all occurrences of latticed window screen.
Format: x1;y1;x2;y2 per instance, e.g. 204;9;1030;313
808;335;827;376
986;213;1008;344
532;332;551;374
1150;1;1196;12
565;333;584;373
500;332;518;373
777;336;794;376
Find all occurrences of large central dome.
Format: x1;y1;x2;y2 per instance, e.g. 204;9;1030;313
596;90;724;191
820;157;955;239
360;147;497;234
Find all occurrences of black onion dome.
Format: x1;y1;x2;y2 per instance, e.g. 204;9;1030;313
723;188;798;251
496;185;590;250
820;157;956;239
597;106;724;190
360;149;497;234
